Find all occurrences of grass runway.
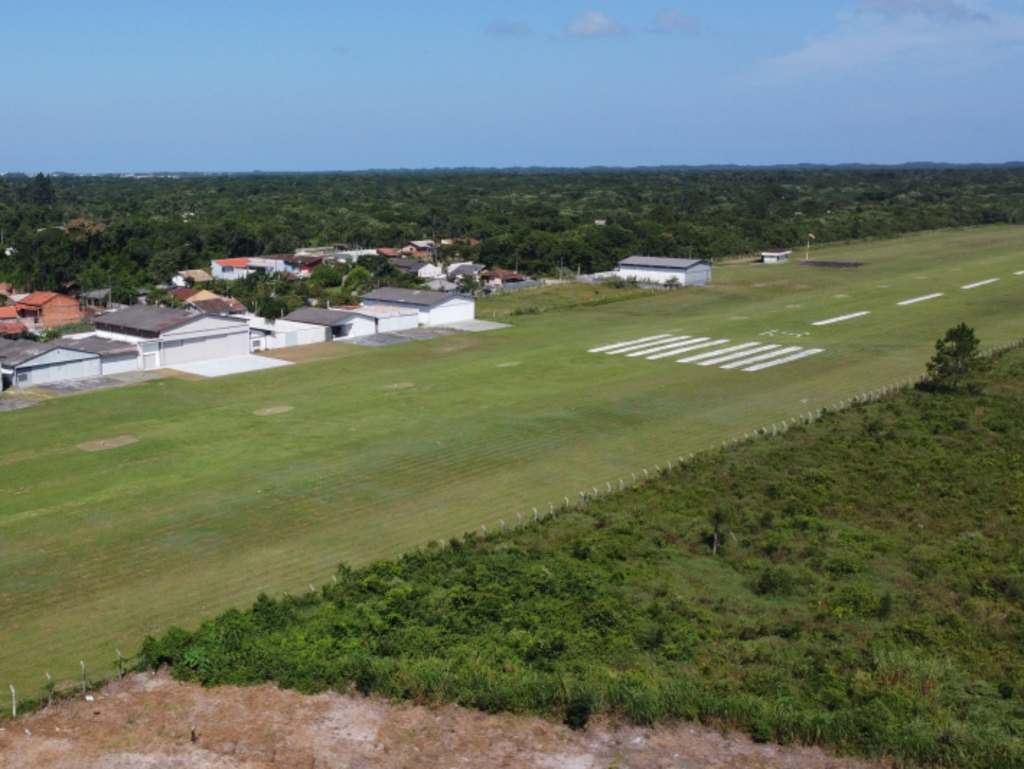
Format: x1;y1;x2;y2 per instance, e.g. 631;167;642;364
1;225;1022;697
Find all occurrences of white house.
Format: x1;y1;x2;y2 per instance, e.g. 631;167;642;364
360;288;475;327
761;249;792;264
388;258;444;280
615;256;712;287
212;258;256;281
94;306;250;370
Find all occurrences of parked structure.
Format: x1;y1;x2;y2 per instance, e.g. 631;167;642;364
614;256;712;286
94;306;249;370
361;288;475;327
761;249;792;264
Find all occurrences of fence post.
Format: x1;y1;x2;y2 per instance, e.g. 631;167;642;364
10;684;15;717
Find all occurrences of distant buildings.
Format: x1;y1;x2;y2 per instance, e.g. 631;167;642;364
614;256;712;286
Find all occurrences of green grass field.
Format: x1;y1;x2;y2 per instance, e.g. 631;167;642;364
2;225;1022;697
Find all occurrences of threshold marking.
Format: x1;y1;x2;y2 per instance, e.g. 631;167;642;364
606;336;688;355
647;337;720;360
897;293;944;306
589;335;671;353
648;339;727;359
720;346;803;370
677;342;761;363
743;348;826;372
696;345;781;367
962;279;1000;289
812;311;870;326
626;337;699;357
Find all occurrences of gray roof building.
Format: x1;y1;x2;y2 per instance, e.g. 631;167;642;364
55;337;137;358
93;306;199;337
0;339;51;367
617;256;709;270
284;307;359;327
360;288;456;308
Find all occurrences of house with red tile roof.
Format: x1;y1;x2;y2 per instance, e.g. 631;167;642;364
211;258;255;281
14;292;83;330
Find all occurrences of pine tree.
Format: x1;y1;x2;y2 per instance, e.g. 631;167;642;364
924;323;987;392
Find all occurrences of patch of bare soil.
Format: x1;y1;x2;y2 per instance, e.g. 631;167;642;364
496;362;521;367
383;383;414;390
253;406;294;416
728;316;749;321
0;671;884;769
750;281;790;288
77;435;138;452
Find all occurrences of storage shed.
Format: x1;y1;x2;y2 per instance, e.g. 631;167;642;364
249;316;331;350
761;249;792;264
360;288;475;327
615;256;712;286
56;336;139;375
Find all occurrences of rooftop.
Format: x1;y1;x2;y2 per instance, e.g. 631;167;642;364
362;288;464;308
284;307;358;326
618;256;709;270
93;305;199;334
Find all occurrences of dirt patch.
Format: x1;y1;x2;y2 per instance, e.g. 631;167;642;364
496;362;521;368
253;406;294;416
799;261;865;269
787;304;803;309
728;316;749;321
750;280;790;288
0;671;882;769
77;435;138;452
383;383;414;390
833;294;850;298
793;284;812;290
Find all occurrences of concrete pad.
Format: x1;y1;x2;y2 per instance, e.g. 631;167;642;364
0;398;37;412
342;334;415;348
439;320;512;332
168;355;293;378
36;376;129;396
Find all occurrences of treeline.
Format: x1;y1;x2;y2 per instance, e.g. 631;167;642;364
1;167;1023;301
141;343;1024;768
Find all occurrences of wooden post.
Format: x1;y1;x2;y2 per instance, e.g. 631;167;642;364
81;661;86;693
117;648;123;680
10;684;15;717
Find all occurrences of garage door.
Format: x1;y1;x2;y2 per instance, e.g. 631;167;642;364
162;332;248;366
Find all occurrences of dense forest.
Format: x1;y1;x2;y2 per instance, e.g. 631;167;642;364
1;166;1022;303
135;340;1024;768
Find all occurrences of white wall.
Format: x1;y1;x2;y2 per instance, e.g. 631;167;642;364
422;298;475;326
615;265;711;286
375;312;419;334
100;353;140;375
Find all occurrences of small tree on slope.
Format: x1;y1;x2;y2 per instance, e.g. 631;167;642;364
924;322;987;393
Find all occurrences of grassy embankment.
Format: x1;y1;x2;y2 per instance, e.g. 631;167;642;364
1;225;1022;702
139;344;1024;768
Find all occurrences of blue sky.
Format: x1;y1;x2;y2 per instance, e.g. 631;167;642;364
2;0;1022;172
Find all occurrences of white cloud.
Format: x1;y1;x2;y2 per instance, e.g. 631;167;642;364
755;6;1023;82
486;21;532;37
566;12;628;38
857;0;991;23
650;11;701;34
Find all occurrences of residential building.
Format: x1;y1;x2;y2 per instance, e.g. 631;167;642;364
13;292;83;330
387;258;445;280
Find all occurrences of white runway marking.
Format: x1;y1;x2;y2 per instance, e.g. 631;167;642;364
743;348;826;372
648;339;727;359
677;342;761;363
812;311;870;326
589;334;672;353
962;278;1000;289
626;337;699;357
1015;271;1024;276
606;336;689;355
720;346;803;369
696;345;781;367
647;337;729;360
897;293;944;306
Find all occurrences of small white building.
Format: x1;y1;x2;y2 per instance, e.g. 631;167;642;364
615;256;712;287
361;288;475;327
0;339;99;389
761;249;792;264
57;336;140;375
94;306;250;370
248;317;331;351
